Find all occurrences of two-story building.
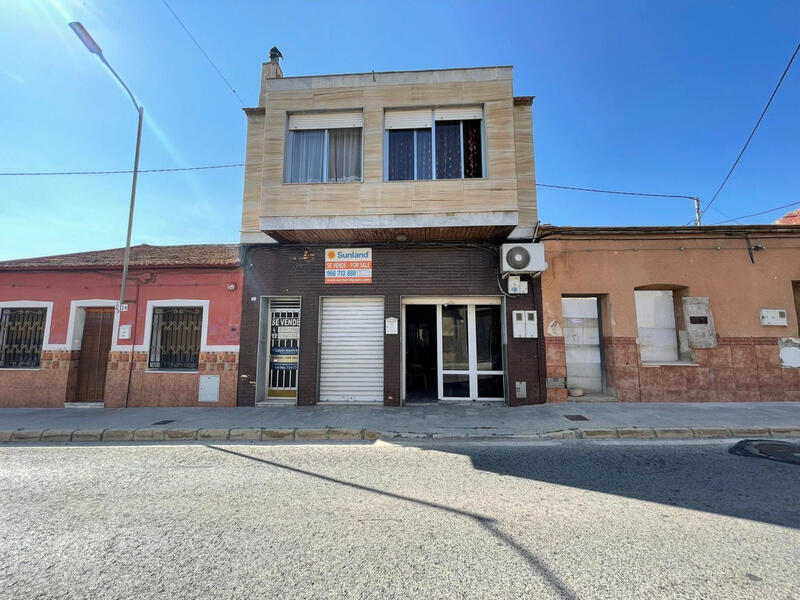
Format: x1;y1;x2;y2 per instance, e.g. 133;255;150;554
236;58;546;406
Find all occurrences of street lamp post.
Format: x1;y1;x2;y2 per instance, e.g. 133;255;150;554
69;22;143;308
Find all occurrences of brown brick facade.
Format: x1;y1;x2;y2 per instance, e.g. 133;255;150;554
545;335;800;402
104;351;239;407
238;244;545;407
0;351;80;408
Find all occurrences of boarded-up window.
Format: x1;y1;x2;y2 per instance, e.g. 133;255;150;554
148;307;202;370
0;308;46;368
634;291;679;363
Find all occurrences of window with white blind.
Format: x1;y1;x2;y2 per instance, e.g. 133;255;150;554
285;112;363;183
384;106;484;181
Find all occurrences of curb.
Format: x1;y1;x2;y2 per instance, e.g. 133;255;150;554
0;426;799;444
0;427;382;443
376;426;800;442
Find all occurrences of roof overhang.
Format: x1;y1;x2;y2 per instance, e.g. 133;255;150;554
260;212;517;243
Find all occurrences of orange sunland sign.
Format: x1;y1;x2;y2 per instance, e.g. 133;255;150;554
324;248;372;284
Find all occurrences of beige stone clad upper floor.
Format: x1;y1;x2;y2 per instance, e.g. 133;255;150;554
240;64;537;243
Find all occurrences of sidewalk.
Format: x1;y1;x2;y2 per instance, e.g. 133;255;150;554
1;402;800;442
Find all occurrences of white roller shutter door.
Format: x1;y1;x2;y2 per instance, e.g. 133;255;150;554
319;297;384;403
288;111;364;130
384;109;432;130
434;105;483;121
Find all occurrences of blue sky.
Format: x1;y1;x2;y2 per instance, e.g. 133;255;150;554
1;0;798;260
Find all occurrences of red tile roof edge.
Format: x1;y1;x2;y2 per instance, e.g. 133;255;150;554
0;244;243;271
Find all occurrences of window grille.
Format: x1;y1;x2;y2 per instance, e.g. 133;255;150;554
148;307;202;370
0;308;46;368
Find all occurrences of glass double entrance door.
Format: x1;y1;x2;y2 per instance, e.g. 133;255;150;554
405;300;505;402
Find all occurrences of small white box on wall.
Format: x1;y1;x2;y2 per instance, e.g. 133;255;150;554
759;309;788;327
118;324;132;340
512;310;538;338
198;375;220;403
508;276;528;295
385;317;398;335
525;310;538;338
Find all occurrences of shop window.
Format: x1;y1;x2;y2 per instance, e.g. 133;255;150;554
634;290;680;363
385;107;483;181
148;307;202;370
0;307;46;368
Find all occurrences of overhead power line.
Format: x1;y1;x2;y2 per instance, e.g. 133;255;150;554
708;200;800;225
0;164;245;176
698;40;800;220
8;163;785;224
159;0;245;106
0;166;694;201
535;183;694;200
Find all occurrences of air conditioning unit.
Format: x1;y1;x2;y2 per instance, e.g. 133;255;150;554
500;243;547;274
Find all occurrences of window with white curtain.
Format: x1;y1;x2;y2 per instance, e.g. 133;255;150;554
285;112;363;183
384;106;483;181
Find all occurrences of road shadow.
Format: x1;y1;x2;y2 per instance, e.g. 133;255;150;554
409;440;800;529
207;445;579;600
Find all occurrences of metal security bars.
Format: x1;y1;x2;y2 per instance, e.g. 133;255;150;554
0;308;46;368
148;307;202;370
267;298;301;399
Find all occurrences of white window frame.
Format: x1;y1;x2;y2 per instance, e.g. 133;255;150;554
137;299;238;372
437;304;504;401
0;301;53;369
383;106;486;182
284;115;364;184
399;297;504;403
64;299;121;351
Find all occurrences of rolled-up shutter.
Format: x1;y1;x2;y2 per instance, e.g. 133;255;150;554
319;297;384;403
434;105;483;121
384;109;432;130
288;111;363;130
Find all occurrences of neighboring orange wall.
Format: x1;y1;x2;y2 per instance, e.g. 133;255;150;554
0;267;242;408
541;235;800;339
540;232;800;403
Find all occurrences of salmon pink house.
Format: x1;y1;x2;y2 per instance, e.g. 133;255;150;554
0;244;242;408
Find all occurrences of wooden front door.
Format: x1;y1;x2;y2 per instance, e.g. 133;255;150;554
76;308;114;402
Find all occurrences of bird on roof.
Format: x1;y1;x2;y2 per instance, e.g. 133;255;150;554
269;46;283;61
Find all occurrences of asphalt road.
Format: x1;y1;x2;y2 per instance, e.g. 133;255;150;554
1;439;798;599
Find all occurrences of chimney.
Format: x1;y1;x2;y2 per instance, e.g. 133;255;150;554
259;46;283;106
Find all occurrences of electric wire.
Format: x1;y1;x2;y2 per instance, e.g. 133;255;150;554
3;163;794;226
697;41;800;221
535;183;694;200
707;200;800;225
0;165;697;203
0;164;245;176
159;0;245;106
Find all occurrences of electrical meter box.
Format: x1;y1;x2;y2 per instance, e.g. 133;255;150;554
759;309;788;327
508;276;529;295
512;310;538;338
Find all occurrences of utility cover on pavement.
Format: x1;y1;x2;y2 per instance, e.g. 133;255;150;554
729;439;800;466
563;414;589;421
